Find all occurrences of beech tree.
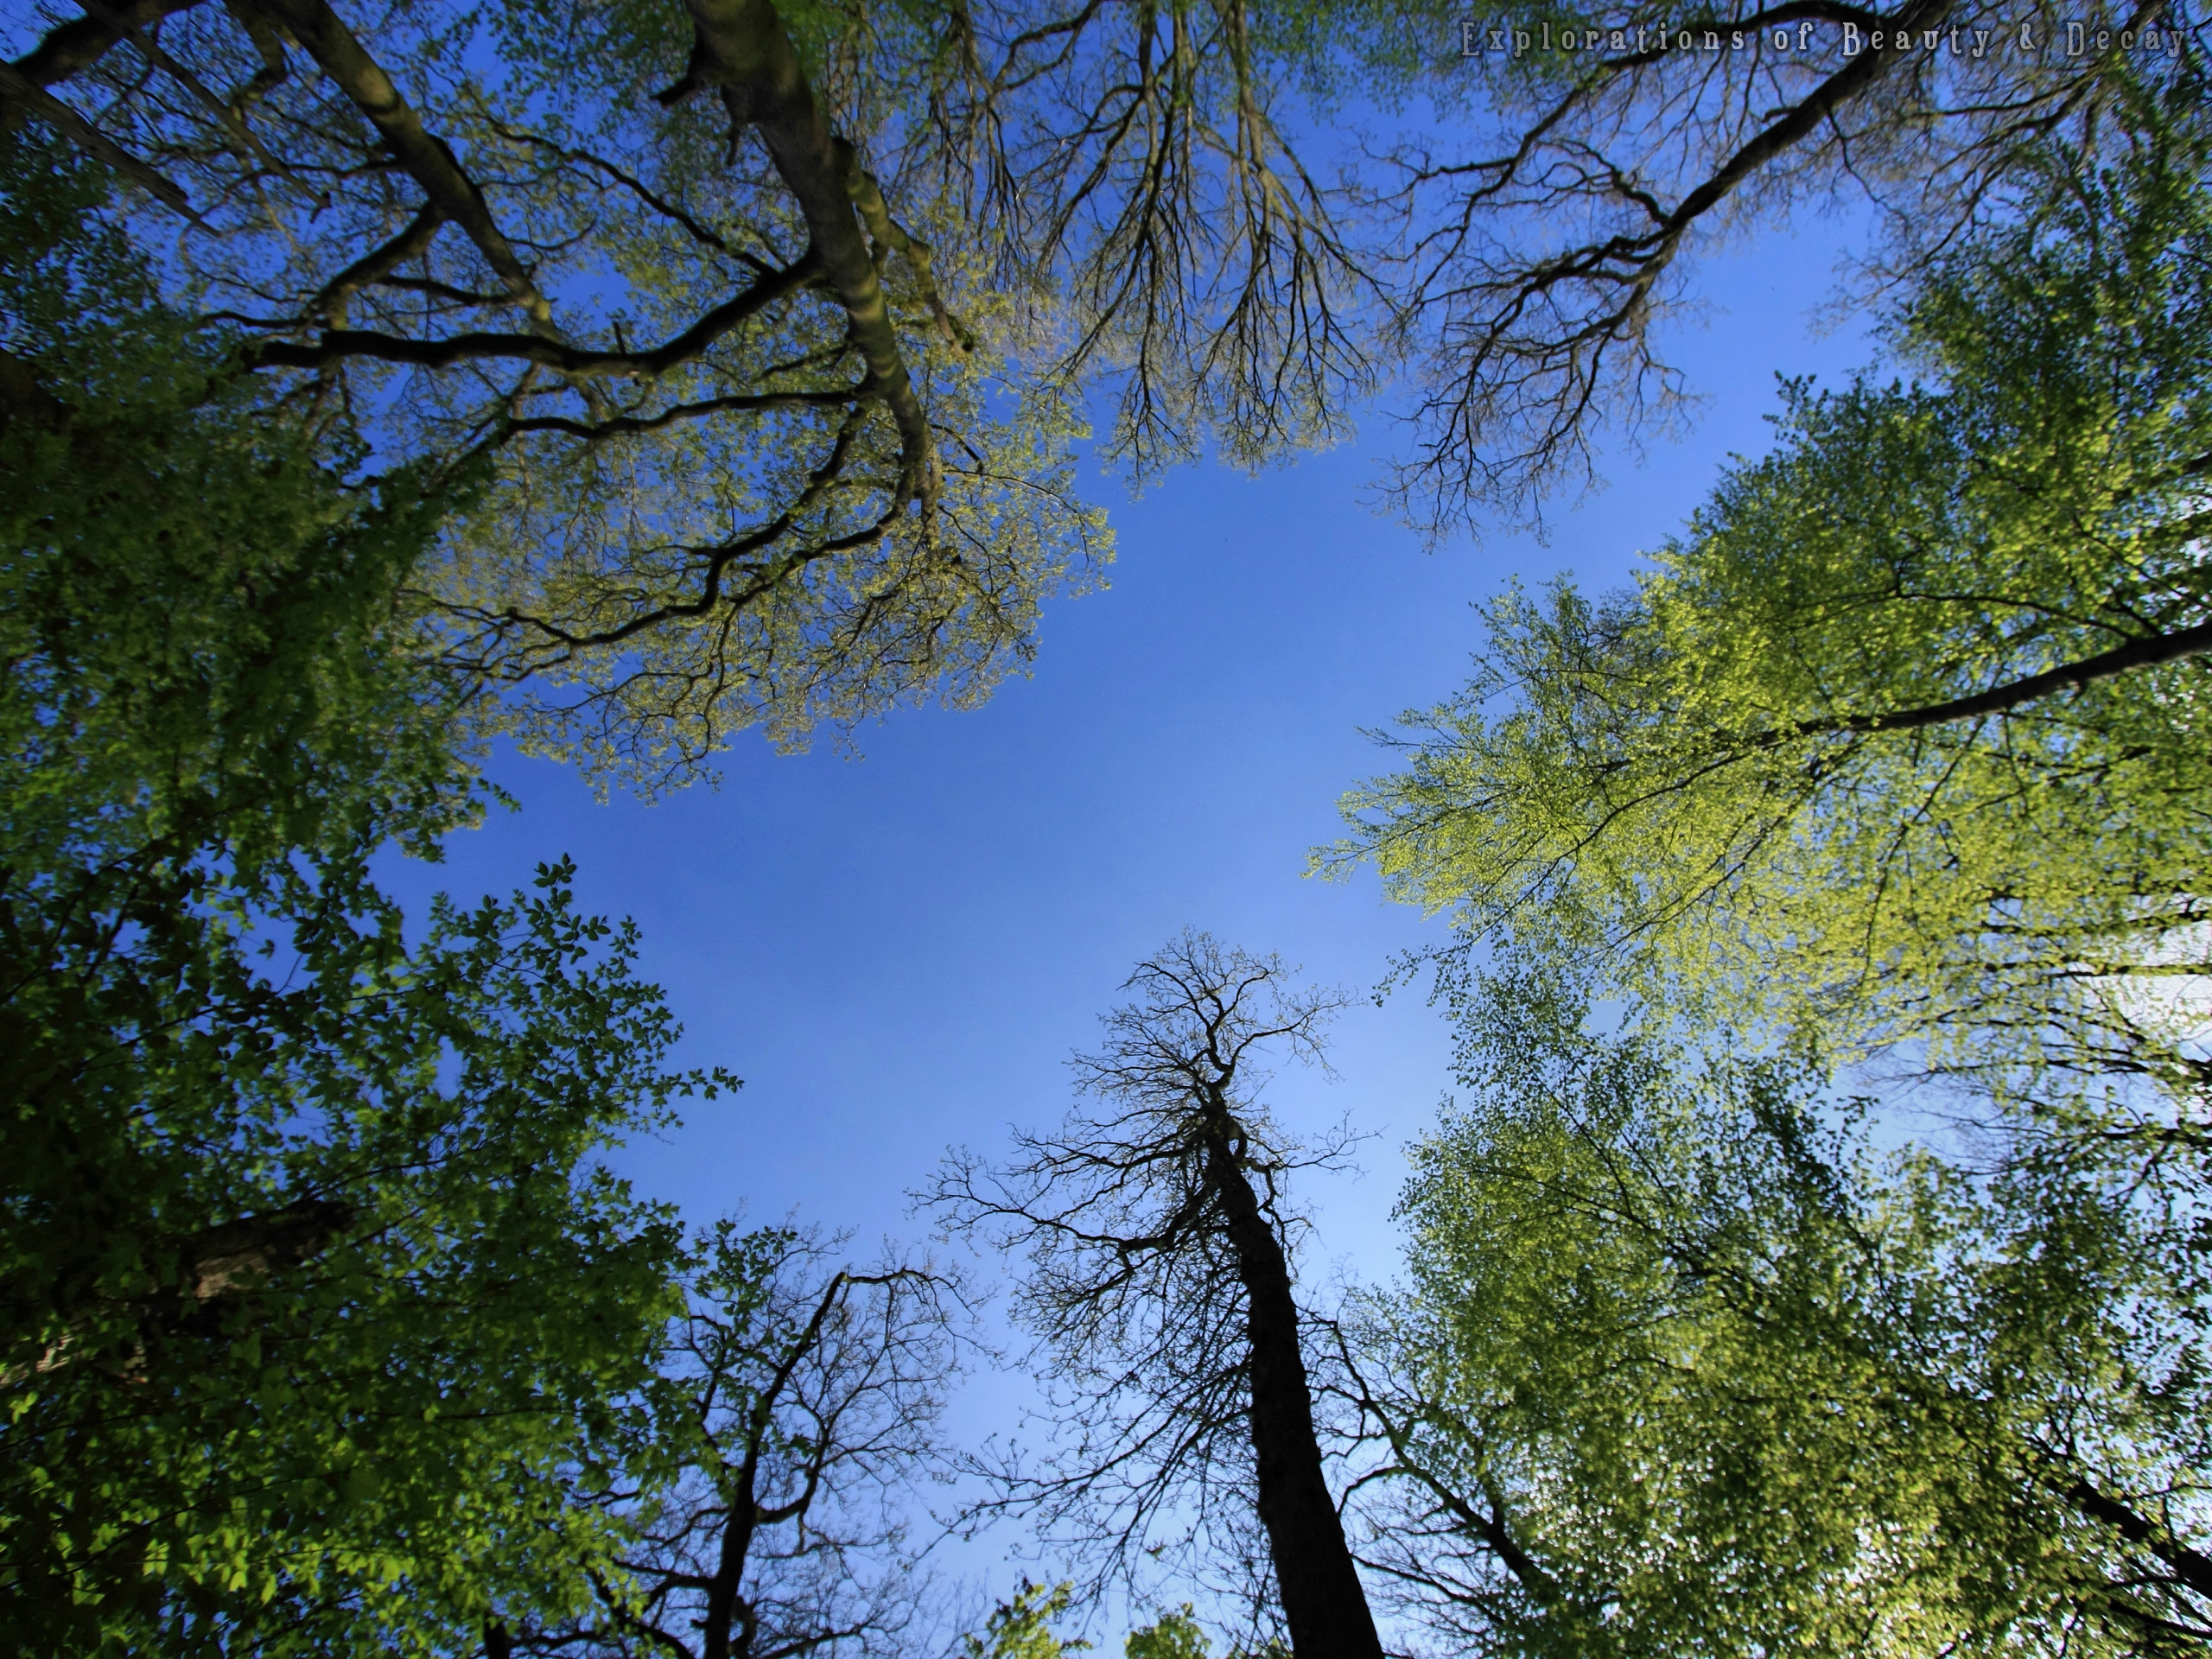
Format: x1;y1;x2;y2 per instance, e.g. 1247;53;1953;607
1327;118;2212;1096
1363;0;2207;525
10;0;2189;630
1;0;1109;790
1310;96;2212;1659
930;933;1382;1657
1;845;730;1656
2;148;735;1656
1329;970;2212;1658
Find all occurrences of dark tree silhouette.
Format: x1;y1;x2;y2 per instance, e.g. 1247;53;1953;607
930;932;1381;1658
514;1225;965;1659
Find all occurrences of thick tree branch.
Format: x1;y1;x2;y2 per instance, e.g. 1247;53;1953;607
835;137;974;352
4;1197;357;1386
664;0;938;517
1645;0;1955;256
502;381;869;442
0;0;204;127
312;199;444;324
2064;1478;2212;1605
1783;616;2212;743
245;257;816;375
249;0;556;329
0;60;197;217
179;1196;357;1302
74;0;278;166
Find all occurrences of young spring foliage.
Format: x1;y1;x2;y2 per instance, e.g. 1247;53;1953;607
1329;129;2212;1081
1342;975;2212;1658
963;1580;1091;1659
3;0;1113;793
1;149;734;1656
3;867;723;1656
959;1583;1219;1659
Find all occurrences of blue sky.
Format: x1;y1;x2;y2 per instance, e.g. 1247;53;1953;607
388;216;1881;1251
378;210;1885;1606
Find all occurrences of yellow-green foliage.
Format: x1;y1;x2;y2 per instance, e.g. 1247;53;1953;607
1368;974;2212;1659
441;245;1111;794
279;0;1118;796
1126;1605;1211;1659
964;1586;1224;1659
1329;135;2212;1077
964;1580;1093;1659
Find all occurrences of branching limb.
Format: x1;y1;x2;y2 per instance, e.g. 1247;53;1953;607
248;0;559;330
0;0;205;128
664;0;939;519
247;257;817;375
0;59;198;217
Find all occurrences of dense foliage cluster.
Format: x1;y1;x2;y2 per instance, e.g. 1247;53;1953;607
1340;974;2212;1656
0;143;734;1653
1324;86;2212;1659
1334;124;2212;1083
7;0;2212;1653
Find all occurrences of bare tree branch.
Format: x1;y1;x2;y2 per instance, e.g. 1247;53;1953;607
929;932;1381;1653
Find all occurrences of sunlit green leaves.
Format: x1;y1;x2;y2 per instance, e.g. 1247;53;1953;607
442;250;1111;793
964;1580;1092;1659
1329;118;2212;1659
1329;127;2212;1077
0;151;731;1656
1357;973;2212;1658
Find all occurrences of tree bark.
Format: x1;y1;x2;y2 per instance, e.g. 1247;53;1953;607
0;59;197;216
2064;1477;2212;1605
1;0;204;128
181;1197;354;1302
248;0;555;329
1204;1096;1385;1659
665;0;936;512
1790;616;2212;741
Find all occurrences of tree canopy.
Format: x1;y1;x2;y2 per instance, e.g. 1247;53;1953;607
4;861;725;1656
1318;96;2212;1659
1368;2;2206;525
1340;971;2212;1659
10;0;2192;623
11;0;2212;1652
1;143;736;1655
1331;116;2212;1093
3;0;1111;791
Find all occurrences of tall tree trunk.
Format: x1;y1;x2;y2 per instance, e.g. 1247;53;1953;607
1205;1103;1385;1659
